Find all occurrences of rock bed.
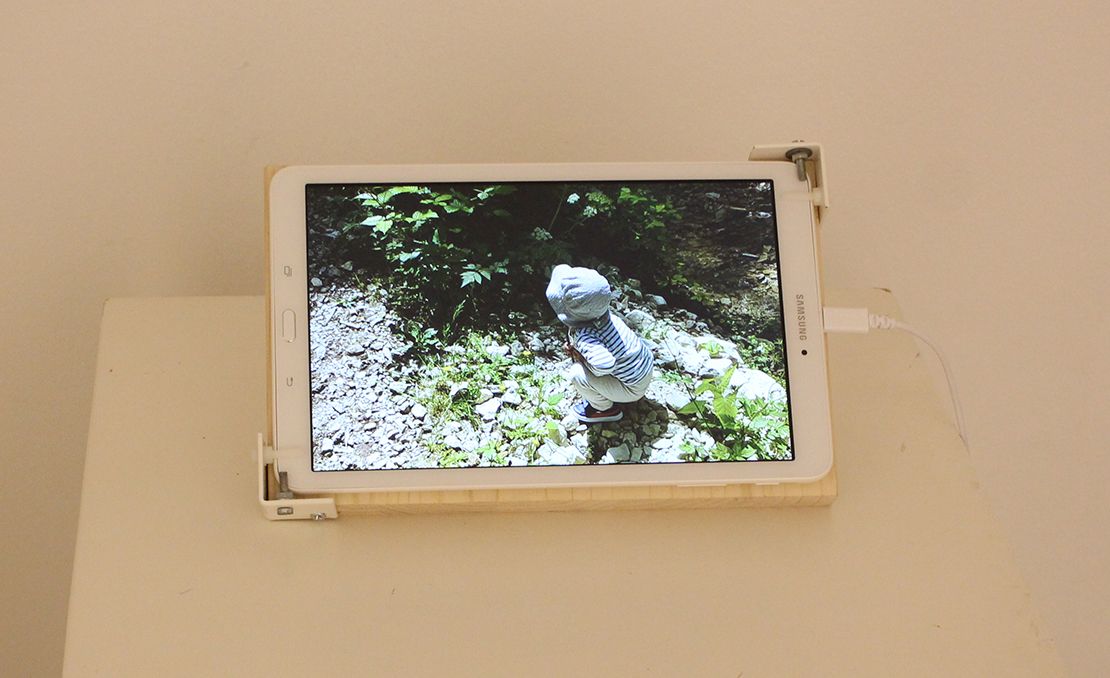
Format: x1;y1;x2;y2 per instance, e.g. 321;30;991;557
308;269;787;470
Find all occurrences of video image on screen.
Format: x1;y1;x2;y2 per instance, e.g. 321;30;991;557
306;180;793;471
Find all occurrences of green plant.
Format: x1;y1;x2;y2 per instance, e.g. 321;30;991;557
702;340;723;358
499;410;546;461
675;366;791;461
427;442;469;468
336;183;575;341
404;323;442;354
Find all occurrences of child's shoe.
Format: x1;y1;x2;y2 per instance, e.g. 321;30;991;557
573;401;624;424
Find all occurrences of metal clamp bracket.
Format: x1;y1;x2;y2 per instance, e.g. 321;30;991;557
749;141;830;222
256;433;338;521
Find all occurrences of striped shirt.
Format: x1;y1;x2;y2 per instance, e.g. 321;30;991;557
570;312;654;384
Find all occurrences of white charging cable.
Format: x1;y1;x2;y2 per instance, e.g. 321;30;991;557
823;307;969;447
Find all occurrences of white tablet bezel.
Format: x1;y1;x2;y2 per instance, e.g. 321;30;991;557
269;162;832;492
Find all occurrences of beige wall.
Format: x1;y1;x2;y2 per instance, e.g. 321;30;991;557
2;2;1107;675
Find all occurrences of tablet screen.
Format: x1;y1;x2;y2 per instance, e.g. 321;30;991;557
306;180;792;471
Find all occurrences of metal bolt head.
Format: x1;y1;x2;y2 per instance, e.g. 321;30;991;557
311;512;327;521
785;147;813;182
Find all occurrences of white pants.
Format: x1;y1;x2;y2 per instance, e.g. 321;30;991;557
568;362;653;410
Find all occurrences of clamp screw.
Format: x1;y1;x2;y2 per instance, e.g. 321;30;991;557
785;147;812;182
311;512;328;521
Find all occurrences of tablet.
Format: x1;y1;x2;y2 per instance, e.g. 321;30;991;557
268;162;832;492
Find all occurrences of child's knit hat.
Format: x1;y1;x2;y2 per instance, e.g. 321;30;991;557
545;264;612;327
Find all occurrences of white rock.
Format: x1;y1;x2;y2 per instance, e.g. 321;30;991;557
443;434;464;449
477;388;494;403
476;398;502;420
728;369;787;402
487;344;510;358
537;441;579;465
501;392;523;406
562;414;579;432
646;294;666;306
700;357;734;377
678;348;705;374
667;329;696;349
624;309;653;330
651;446;684;463
655;347;678;367
661;388;691;412
410;403;427;419
310;277;323;287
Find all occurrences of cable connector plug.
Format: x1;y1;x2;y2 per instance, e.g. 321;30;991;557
822;307;870;333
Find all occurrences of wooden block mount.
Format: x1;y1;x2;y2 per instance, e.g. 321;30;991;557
326;467;836;515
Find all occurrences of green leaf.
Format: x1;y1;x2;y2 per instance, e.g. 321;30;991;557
377;185;422;203
712;393;738;424
721;366;737;386
676;402;703;415
374;218;393;234
397;250;422;263
545;393;565;406
460;271;483;287
360;215;384;226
